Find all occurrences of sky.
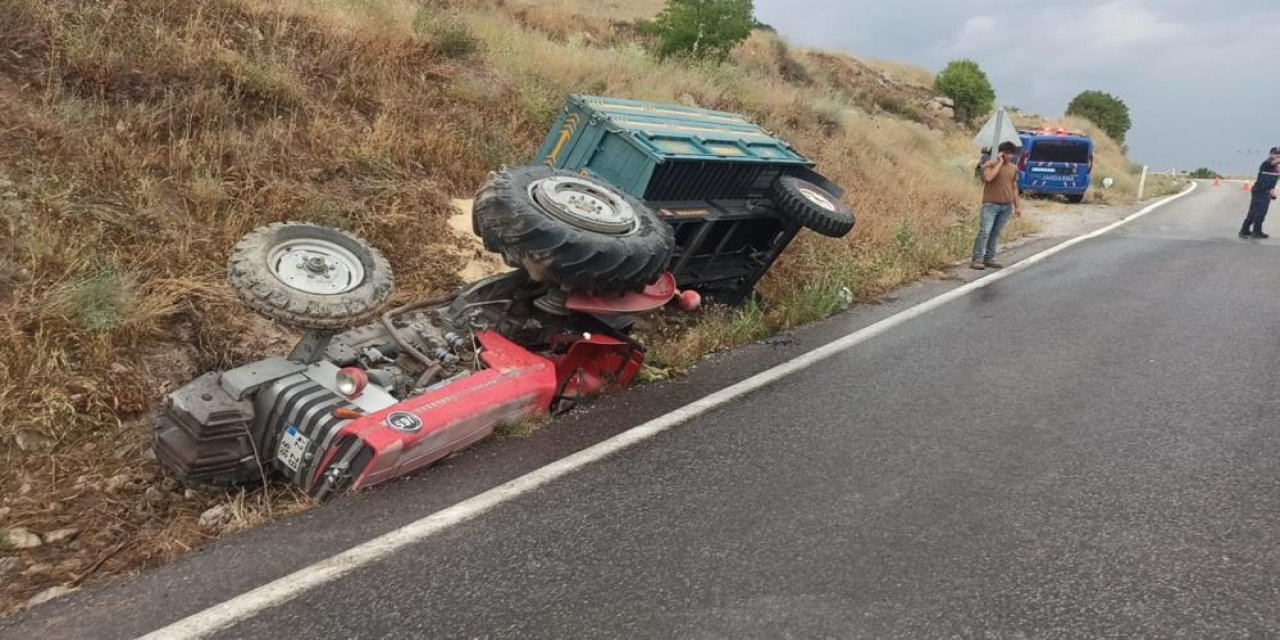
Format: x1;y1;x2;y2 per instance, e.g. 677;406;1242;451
754;0;1280;175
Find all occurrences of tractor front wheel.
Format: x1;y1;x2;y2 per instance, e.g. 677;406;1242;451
227;222;395;330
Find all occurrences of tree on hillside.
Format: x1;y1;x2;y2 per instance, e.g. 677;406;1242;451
1188;167;1220;179
648;0;756;62
934;59;995;122
1066;90;1132;144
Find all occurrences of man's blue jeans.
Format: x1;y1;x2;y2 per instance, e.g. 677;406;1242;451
973;203;1013;263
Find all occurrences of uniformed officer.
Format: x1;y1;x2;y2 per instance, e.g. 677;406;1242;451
1239;147;1280;239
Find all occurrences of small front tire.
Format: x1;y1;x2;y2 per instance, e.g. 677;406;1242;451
769;176;855;238
227;223;395;331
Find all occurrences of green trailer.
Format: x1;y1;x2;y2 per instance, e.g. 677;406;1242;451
531;95;854;305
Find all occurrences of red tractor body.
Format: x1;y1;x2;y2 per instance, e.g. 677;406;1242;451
156;272;659;499
325;330;643;495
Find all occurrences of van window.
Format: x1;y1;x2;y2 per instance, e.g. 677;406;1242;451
1029;141;1090;164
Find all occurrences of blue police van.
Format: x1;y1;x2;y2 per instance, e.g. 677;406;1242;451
1016;128;1094;203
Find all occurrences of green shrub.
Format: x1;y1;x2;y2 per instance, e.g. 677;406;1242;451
873;95;925;123
934;59;994;121
53;267;131;332
649;0;756;63
415;13;480;58
213;50;304;107
1066;90;1131;144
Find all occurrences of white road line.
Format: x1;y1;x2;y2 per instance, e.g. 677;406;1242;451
138;181;1198;640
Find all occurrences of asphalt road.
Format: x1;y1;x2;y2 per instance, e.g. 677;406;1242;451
10;181;1280;638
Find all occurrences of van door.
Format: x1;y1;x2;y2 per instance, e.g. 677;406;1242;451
1020;139;1092;192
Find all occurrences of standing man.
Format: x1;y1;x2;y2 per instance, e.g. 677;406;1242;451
971;141;1023;270
1239;147;1280;239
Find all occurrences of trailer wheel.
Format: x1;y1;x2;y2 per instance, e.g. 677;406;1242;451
228;222;394;330
770;176;856;238
473;166;674;294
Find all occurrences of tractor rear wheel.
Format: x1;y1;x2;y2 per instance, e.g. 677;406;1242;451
473;166;674;294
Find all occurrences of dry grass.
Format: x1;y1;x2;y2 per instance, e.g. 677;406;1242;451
493;415;552;439
863;57;936;88
1142;174;1187;199
505;0;663;24
495;0;663;48
0;0;1158;614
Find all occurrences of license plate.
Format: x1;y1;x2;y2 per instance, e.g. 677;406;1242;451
277;426;311;473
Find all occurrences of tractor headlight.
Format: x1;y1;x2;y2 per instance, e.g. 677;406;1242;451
336;367;368;398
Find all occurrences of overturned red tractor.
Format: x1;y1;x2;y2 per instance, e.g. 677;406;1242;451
155;96;854;498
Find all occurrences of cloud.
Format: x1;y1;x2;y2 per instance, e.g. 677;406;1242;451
1083;2;1186;49
953;16;997;53
949;2;1187;58
754;0;1280;173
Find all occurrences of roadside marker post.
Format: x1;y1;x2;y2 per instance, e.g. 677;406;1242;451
972;107;1021;161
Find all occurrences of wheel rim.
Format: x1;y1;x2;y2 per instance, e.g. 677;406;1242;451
530;177;637;234
798;186;838;212
267;239;366;295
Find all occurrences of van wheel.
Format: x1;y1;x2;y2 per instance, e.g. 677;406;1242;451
1065;194;1085;204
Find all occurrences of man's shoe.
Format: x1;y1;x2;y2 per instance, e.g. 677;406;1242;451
1253;231;1271;239
969;261;986;270
983;261;1004;269
1240;230;1254;238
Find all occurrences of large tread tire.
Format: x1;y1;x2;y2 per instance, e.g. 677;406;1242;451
770;176;856;238
473;166;674;294
227;222;394;331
